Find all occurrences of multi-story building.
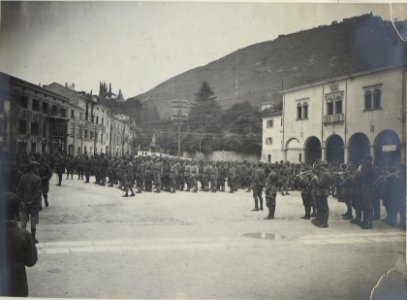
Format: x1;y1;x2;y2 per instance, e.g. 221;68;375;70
263;65;406;166
45;82;134;157
260;106;283;163
0;73;70;154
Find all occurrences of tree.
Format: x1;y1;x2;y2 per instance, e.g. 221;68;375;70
194;81;216;102
188;81;222;133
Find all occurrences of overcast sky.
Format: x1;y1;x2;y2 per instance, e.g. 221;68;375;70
0;1;406;98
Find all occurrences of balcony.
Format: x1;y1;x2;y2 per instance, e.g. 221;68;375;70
323;113;344;125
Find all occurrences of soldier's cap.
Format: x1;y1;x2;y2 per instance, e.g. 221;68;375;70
28;161;41;169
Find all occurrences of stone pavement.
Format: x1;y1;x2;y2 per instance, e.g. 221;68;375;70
26;176;406;299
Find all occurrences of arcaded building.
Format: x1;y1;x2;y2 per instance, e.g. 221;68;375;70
279;65;406;166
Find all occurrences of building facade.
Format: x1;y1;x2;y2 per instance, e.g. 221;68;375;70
277;66;406;166
261;109;283;163
0;73;70;155
45;82;133;157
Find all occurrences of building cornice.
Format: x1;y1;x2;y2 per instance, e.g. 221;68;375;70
281;64;407;94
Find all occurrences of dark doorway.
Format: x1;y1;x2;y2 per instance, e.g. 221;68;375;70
304;136;322;165
326;134;344;164
348;133;370;164
374;130;401;167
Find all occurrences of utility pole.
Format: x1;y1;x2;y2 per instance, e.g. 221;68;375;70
171;99;189;159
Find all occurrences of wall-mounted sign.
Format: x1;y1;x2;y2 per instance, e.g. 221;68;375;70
382;144;397;152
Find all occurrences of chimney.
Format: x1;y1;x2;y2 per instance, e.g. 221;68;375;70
65;82;68;88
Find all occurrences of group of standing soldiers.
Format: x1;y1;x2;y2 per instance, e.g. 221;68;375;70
294;157;406;229
51;153;407;230
249;157;406;229
64;154;255;196
1;152;56;244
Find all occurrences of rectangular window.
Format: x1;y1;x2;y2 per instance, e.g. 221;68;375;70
267;154;271;163
327;102;334;115
0;99;4;114
31;122;39;136
303;105;308;119
297;106;302;119
52;106;57;115
71;110;75;119
19;96;28;108
84;130;88;138
266;120;274;128
266;137;273;145
60;108;66;118
90;131;93;139
373;90;381;109
18;120;26;134
299;153;302;162
335;101;343;114
42;102;49;114
365;92;372;110
32;99;40;111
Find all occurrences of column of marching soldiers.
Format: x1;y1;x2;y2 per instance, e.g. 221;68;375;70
1;151;406;243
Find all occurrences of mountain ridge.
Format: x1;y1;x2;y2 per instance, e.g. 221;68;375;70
125;14;407;118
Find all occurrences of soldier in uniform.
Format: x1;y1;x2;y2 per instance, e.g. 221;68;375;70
252;162;266;211
38;156;52;208
217;162;227;192
264;166;279;219
201;162;210;192
169;159;178;193
184;161;191;191
227;162;237;193
135;157;145;193
354;156;376;229
77;154;85;180
177;161;185;191
295;166;313;219
144;156;154;192
1;193;38;297
162;158;171;192
54;151;65;186
83;154;91;183
339;162;356;220
190;160;199;193
99;153;108;186
210;162;218;192
382;162;406;228
65;155;73;180
17;161;43;243
153;157;163;193
310;161;333;228
120;160;135;197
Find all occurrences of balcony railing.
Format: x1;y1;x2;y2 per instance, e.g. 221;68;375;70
323;113;344;125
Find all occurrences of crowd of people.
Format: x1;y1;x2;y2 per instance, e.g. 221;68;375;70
0;151;406;297
1;152;406;230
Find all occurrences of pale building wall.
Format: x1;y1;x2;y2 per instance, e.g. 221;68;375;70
261;115;283;162
281;66;405;165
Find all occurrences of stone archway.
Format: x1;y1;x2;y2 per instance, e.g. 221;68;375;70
374;129;401;167
348;133;370;164
325;134;344;164
304;136;322;165
285;137;302;163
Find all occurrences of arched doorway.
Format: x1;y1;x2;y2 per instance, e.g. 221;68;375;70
326;134;344;164
285;137;302;163
304;136;322;165
348;133;370;164
374;130;401;167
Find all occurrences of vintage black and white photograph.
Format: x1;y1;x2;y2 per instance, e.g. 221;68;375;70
0;1;406;299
